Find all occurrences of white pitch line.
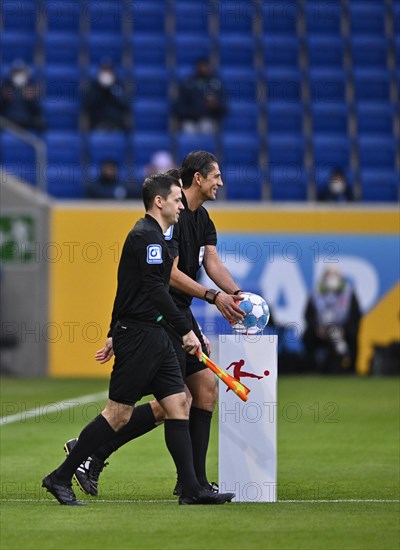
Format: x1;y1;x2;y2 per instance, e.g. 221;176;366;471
281;499;400;503
0;499;398;504
0;391;108;426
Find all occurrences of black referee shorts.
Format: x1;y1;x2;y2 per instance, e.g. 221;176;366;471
109;322;184;406
163;308;208;379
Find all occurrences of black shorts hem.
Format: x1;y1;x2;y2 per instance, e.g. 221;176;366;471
108;393;138;407
154;384;185;402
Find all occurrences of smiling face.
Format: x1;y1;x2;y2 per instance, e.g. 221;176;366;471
196;162;223;201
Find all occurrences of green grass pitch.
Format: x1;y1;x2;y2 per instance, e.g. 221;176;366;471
0;376;399;550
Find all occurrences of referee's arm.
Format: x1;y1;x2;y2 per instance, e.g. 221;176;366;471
170;257;209;299
170;256;244;322
203;245;240;294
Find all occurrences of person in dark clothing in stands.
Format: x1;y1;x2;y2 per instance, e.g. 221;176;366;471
85;160;128;200
0;60;45;131
82;60;131;131
173;59;227;134
318;169;354;203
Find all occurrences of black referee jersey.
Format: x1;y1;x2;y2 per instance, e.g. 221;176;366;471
108;214;192;336
168;191;217;308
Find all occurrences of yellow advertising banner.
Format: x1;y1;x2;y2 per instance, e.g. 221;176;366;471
49;205;399;377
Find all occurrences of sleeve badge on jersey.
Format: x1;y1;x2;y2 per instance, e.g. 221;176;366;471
147;244;163;264
163;225;174;241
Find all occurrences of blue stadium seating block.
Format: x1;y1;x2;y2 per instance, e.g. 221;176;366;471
87;132;128;164
224;164;263;200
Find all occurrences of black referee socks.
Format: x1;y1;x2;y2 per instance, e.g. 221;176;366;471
189;406;213;487
55;414;115;482
93;402;156;461
164;419;202;496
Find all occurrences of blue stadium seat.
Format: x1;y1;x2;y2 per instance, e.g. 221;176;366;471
396;36;400;67
177;133;217;163
87;132;128;165
87;1;122;32
44;65;81;102
1;31;36;64
0;132;36;164
349;3;386;36
222;133;260;165
311;103;348;134
131;1;167;33
358;136;396;169
220;67;260;104
307;36;344;68
305;1;342;35
263;35;300;69
44;32;81;63
45;131;82;164
2;0;37;31
351;36;388;69
175;35;212;69
175;0;209;34
131;34;168;68
42;99;79;130
309;68;346;103
132;34;168;71
353;68;391;102
395;2;400;35
224;164;263;200
87;34;124;65
263;1;298;35
46;164;84;199
133;68;169;100
269;165;308;201
268;134;304;165
133;99;169;132
356;103;394;136
223;102;259;133
133;132;172;165
313;135;350;169
265;68;302;103
267;102;303;135
219;35;255;68
44;0;81;32
218;1;257;34
360;170;399;202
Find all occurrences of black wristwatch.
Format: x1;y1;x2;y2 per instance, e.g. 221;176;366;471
204;289;221;304
233;289;242;296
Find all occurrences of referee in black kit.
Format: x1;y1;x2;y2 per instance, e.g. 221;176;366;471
42;172;235;506
63;152;244;498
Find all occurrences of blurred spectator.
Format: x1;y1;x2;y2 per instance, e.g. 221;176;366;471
0;60;45;131
145;150;175;177
303;268;362;374
318;169;354;202
82;61;131;131
86;160;129;200
173;59;227;134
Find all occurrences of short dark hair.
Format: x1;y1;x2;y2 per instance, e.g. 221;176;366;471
164;168;180;180
179;151;218;189
142;173;181;211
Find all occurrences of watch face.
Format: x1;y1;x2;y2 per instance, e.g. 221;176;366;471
205;289;216;303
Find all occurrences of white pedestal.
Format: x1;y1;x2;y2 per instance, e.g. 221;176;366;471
218;335;278;502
